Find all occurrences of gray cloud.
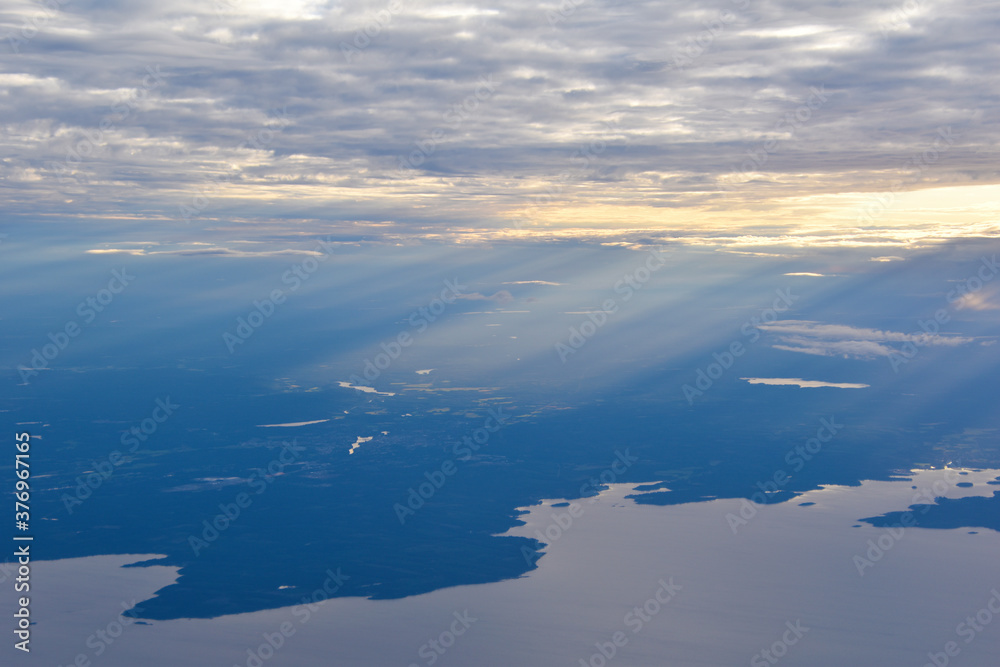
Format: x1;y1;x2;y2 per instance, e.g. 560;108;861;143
1;0;998;243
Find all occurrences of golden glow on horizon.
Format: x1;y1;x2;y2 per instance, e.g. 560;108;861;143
498;182;1000;247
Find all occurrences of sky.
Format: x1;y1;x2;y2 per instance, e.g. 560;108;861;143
2;0;998;250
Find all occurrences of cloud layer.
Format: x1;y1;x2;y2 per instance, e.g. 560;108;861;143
2;0;999;245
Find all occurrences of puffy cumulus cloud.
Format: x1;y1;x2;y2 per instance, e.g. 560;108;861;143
2;0;999;247
760;319;975;358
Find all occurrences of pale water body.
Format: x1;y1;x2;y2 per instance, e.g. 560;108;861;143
4;469;999;667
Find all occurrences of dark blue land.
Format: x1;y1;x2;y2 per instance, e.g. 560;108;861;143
2;223;998;619
862;489;1000;532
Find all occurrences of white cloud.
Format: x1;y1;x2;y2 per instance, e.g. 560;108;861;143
501;280;563;286
954;284;1000;311
256;419;329;427
741;377;870;388
85;245;325;257
85;248;146;255
761;320;975;358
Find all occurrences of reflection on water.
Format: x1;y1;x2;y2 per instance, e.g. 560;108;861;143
8;471;1000;667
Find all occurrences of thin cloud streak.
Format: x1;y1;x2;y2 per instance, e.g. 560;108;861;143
762;320;975;358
